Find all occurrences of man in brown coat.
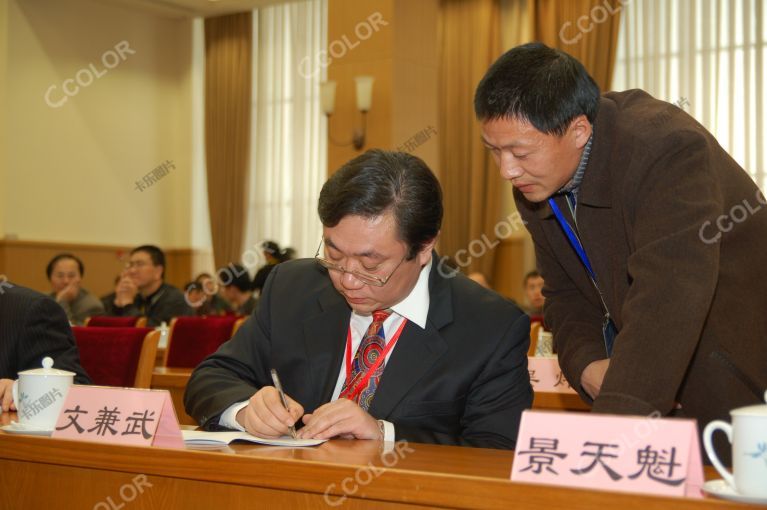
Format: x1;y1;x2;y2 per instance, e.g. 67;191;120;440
474;43;767;441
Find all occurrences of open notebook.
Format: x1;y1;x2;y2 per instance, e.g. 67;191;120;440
182;429;327;448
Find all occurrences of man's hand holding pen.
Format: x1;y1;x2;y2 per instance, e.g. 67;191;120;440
235;386;304;439
235;387;383;441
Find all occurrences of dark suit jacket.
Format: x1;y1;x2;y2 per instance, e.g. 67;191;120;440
0;284;91;383
103;282;193;327
516;90;767;430
185;255;532;449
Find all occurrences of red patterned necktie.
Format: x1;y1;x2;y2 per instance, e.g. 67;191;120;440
341;309;392;411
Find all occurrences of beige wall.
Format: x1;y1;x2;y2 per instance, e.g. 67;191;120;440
3;0;194;249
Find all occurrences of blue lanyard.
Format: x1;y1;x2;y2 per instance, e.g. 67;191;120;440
547;197;596;282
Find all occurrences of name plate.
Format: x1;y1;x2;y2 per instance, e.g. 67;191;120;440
527;357;577;394
52;386;183;449
511;410;704;498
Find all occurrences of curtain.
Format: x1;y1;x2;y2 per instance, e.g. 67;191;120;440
204;13;253;270
243;0;327;261
438;0;502;282
534;0;623;91
612;0;766;191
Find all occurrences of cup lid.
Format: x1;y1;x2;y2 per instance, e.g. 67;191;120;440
17;357;76;377
731;390;767;416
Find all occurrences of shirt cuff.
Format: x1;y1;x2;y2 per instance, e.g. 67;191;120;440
381;419;395;442
219;401;249;431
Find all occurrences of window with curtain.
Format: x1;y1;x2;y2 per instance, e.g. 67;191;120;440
244;0;327;259
612;0;766;191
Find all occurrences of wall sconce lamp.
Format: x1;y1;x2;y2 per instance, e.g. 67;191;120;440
320;76;374;151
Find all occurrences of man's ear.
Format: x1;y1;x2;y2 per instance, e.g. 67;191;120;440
569;114;592;149
417;235;439;266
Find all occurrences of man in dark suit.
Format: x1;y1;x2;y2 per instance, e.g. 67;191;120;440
0;283;91;412
102;245;193;327
185;150;532;449
474;43;767;439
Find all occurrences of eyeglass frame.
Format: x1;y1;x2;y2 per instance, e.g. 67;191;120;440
125;260;152;269
314;239;407;287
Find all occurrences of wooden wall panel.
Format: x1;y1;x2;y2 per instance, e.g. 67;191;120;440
0;240;195;296
492;236;528;304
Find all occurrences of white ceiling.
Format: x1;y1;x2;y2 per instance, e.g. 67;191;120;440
101;0;290;18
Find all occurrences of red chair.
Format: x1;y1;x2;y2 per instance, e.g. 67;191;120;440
85;316;148;327
73;327;159;388
164;316;239;368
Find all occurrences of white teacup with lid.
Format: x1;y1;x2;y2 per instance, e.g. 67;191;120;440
703;390;767;498
12;357;74;430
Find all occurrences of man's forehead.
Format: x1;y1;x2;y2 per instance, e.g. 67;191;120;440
323;214;400;258
482;117;543;143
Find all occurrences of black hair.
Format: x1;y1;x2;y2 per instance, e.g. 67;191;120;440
279;247;296;262
184;281;203;293
523;270;542;286
474;42;600;136
318;149;442;260
194;273;213;283
218;264;253;293
130;245;166;279
262;241;280;256
46;253;84;279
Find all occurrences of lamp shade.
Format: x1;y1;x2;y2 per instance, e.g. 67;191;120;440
354;76;374;112
320;81;337;115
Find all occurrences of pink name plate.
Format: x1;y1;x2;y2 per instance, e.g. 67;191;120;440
511;410;704;498
527;357;577;394
52;386;183;449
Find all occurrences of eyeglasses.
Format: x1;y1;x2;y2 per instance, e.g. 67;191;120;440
314;239;406;287
125;260;150;269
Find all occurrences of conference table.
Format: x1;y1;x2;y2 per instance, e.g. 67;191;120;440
0;411;744;509
150;366;592;428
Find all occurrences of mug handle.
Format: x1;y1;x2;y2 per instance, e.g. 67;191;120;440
703;420;735;488
11;379;18;408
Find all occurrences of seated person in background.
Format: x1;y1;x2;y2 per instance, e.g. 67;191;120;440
185;149;532;449
218;264;258;316
522;270;545;323
46;253;104;325
102;245;193;327
184;281;207;316
251;240;286;294
193;272;232;316
280;247;296;262
1;284;91;411
467;271;491;289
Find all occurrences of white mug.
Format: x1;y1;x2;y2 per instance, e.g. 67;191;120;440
12;357;74;430
703;390;767;498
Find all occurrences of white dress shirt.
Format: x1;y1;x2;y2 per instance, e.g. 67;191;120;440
220;259;432;442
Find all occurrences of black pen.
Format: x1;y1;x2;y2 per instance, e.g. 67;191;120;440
270;369;297;439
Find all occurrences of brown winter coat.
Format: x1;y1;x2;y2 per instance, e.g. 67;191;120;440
516;90;767;431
